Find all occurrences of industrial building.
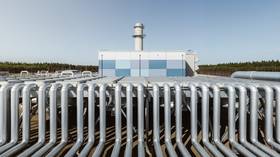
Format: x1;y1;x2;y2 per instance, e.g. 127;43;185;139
99;23;198;77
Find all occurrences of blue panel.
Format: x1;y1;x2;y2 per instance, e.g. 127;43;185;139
167;60;185;69
149;60;166;69
100;60;115;69
115;69;131;76
149;69;166;76
167;69;185;76
116;60;130;69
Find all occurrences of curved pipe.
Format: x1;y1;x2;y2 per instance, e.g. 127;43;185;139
175;84;192;157
65;83;88;157
92;84;107;157
152;84;164;157
124;83;133;157
248;85;280;157
19;83;50;157
262;86;280;152
231;71;280;81
46;83;73;157
211;85;237;157
0;83;10;146
111;84;122;157
164;84;177;157
189;84;210;157
0;83;24;154
32;83;61;157
137;84;145;157
79;83;96;157
236;85;269;157
225;85;256;157
1;83;37;157
275;86;280;143
200;85;224;157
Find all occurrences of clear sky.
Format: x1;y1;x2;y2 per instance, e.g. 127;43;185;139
0;0;279;65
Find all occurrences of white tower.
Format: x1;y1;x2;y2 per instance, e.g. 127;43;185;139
133;23;144;51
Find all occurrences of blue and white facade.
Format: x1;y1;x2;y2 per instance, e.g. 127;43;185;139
98;51;198;77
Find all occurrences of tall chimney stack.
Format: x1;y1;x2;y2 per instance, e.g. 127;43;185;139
133;23;144;51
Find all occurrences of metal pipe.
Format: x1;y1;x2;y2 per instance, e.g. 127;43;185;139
200;85;224;157
46;83;73;157
124;83;133;157
0;83;9;146
1;83;37;156
249;85;280;157
80;83;96;157
175;84;192;157
18;83;49;157
152;84;164;157
65;83;88;156
0;83;24;154
236;85;269;157
92;84;107;157
231;71;280;81
225;85;256;157
137;84;145;157
164;84;178;157
111;84;122;157
189;84;210;157
211;85;237;157
275;86;280;143
262;86;280;152
32;83;61;157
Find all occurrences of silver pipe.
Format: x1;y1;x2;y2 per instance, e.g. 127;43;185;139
32;83;61;157
0;83;24;154
275;86;280;143
137;83;145;157
0;83;9;146
211;85;237;157
225;85;256;157
189;84;210;157
249;85;280;157
80;83;96;157
152;84;164;157
175;84;191;157
200;85;224;157
19;83;49;157
231;71;280;81
1;83;37;156
65;83;88;156
125;83;133;157
111;84;122;157
92;84;107;157
236;85;269;157
46;83;73;157
164;84;178;157
262;86;280;152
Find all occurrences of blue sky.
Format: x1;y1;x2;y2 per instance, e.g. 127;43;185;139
0;0;279;65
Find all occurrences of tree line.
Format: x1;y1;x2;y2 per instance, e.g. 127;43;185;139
0;60;279;76
0;62;98;73
198;60;280;76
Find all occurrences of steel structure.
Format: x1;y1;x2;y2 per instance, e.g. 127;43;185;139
0;75;280;156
